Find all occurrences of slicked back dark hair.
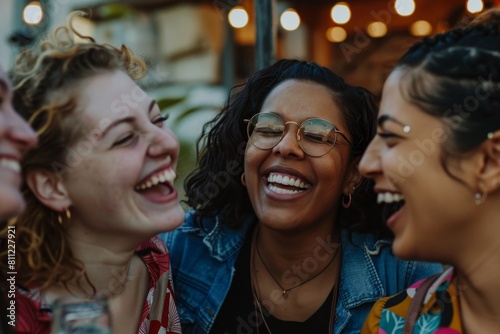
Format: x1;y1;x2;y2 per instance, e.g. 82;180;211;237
184;59;390;237
394;8;500;179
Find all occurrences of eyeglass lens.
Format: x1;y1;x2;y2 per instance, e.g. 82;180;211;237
246;113;338;157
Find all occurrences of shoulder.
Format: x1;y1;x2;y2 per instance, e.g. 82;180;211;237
360;296;390;334
136;236;171;279
362;269;457;334
340;230;442;294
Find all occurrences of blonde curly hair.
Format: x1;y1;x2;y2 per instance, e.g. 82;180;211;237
1;11;146;292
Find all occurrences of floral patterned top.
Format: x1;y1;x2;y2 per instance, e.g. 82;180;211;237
361;267;462;334
15;236;181;334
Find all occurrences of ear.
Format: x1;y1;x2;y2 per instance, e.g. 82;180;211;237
25;169;72;212
343;157;362;195
476;130;500;194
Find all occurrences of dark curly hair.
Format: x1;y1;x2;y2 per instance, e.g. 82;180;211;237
184;59;391;237
394;8;500;179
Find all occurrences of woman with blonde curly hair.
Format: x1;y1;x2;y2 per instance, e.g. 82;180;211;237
4;12;184;333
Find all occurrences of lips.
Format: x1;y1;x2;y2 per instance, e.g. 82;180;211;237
134;167;177;203
375;191;406;230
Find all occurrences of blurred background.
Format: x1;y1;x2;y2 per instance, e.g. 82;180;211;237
0;0;497;199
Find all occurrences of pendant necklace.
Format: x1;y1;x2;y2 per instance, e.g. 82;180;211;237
250;228;342;334
255;230;340;299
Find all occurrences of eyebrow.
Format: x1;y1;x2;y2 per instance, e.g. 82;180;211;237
377;115;411;133
100;99;157;138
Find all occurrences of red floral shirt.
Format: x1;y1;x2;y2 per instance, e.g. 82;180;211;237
15;236;181;333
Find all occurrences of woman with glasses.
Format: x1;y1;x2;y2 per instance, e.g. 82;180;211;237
160;59;442;333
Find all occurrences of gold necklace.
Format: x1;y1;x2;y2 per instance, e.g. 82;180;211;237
255;230;340;299
250;228;341;334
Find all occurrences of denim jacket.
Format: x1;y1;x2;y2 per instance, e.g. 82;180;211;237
160;211;442;334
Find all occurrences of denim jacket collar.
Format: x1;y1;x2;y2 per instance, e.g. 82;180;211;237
179;211;254;262
181;212;390;334
334;231;390;333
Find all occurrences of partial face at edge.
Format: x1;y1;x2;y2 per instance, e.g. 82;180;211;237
0;68;37;220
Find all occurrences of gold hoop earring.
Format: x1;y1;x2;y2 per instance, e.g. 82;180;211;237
342;193;352;208
57;208;72;224
241;173;246;186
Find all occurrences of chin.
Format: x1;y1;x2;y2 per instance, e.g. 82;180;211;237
154;204;185;233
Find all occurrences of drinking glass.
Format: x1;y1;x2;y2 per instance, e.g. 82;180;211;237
51;294;112;334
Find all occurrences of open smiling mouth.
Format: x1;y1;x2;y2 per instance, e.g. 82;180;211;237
265;172;312;195
134;168;176;201
0;158;21;173
377;192;406;226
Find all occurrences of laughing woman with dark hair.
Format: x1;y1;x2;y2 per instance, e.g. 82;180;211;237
161;59;442;334
360;8;500;334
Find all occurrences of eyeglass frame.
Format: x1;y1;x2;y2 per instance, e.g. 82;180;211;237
243;112;355;157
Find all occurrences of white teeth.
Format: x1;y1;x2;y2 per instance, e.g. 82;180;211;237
267;172;312;192
269;184;301;195
135;168;176;190
0;159;21;173
377;192;405;204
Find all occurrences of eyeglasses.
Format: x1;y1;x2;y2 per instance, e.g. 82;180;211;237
244;113;354;157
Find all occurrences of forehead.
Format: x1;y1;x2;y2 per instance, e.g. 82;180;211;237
262;79;344;126
379;70;413;123
380;69;442;131
76;70;146;123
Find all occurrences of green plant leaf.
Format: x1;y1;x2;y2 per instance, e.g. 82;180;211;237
157;97;186;111
173;105;218;125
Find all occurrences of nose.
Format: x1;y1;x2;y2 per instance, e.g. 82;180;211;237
271;121;304;158
1;105;37;152
146;124;179;161
359;136;382;179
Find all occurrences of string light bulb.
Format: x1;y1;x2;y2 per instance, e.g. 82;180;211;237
23;1;43;25
280;8;301;31
326;27;347;43
228;6;249;29
466;0;484;14
395;0;415;17
330;2;351;25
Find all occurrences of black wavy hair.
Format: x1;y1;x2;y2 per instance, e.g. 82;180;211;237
184;59;391;237
394;8;500;178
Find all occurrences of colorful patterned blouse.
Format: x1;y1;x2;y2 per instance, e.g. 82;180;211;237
15;236;181;334
362;267;462;334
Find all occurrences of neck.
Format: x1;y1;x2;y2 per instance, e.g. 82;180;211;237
255;224;340;292
59;233;138;299
455;252;500;327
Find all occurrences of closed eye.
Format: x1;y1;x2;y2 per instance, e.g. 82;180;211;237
377;132;400;139
254;126;283;136
113;133;138;147
153;114;169;127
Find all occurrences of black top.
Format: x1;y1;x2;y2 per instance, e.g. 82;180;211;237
210;228;334;334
